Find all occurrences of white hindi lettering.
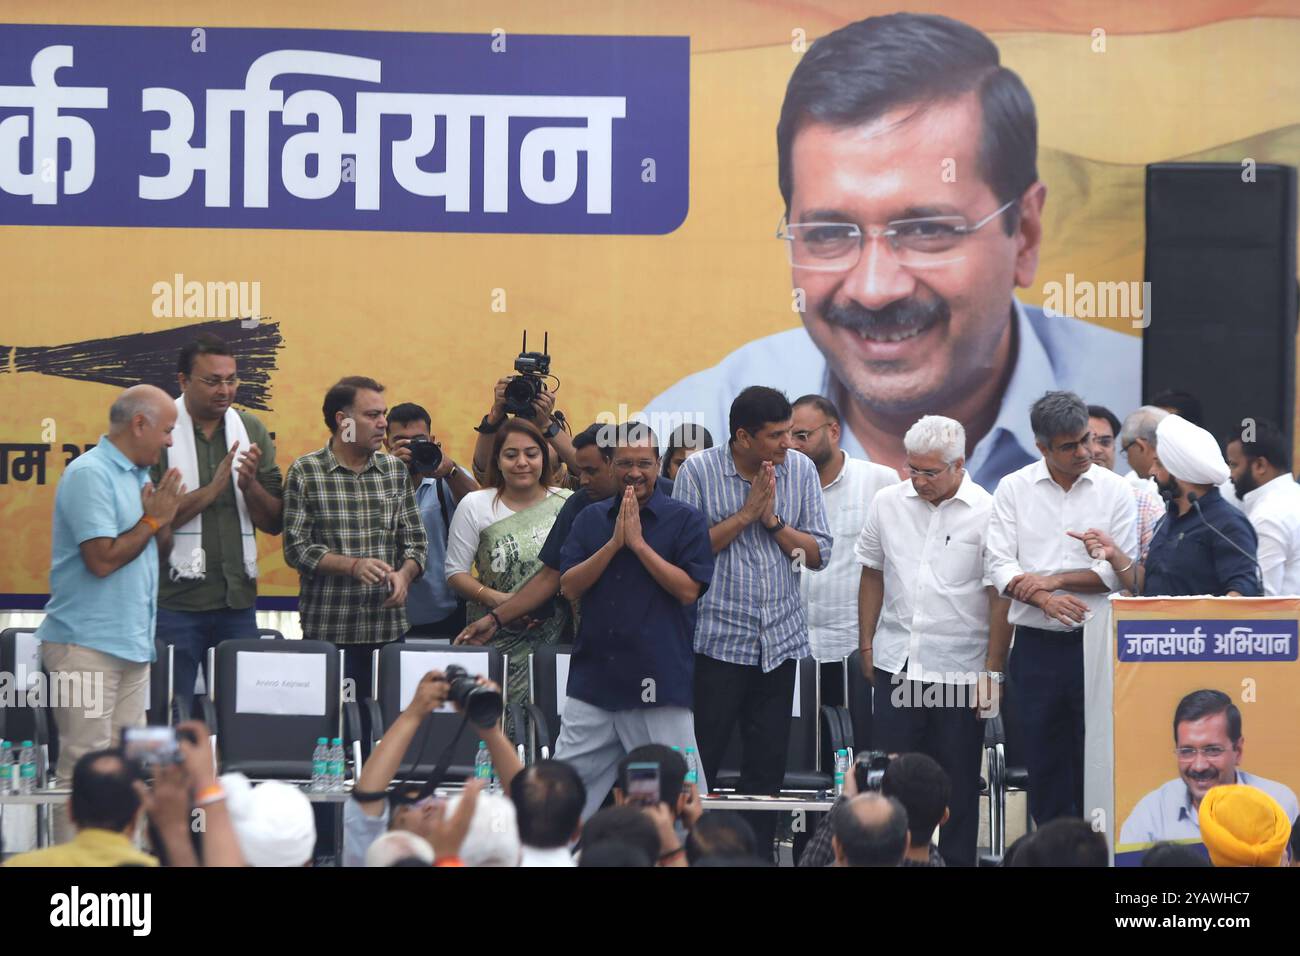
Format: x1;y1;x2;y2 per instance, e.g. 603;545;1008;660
138;49;627;213
0;46;108;205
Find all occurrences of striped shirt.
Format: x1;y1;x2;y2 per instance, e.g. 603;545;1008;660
283;443;428;644
672;445;832;671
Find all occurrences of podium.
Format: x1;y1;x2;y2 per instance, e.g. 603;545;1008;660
1083;596;1300;865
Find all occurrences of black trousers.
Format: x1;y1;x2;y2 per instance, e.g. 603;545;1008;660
872;666;984;867
1008;626;1085;825
693;654;797;860
405;601;467;640
341;640;398;759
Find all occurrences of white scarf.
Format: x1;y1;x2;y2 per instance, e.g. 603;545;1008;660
168;395;259;581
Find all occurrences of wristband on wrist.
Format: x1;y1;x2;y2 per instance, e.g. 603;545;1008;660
474;415;503;435
1116;558;1135;574
195;784;226;806
350;557;360;578
475;583;487;601
140;514;162;534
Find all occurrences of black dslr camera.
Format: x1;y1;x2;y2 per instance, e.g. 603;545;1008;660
442;664;503;728
503;331;551;418
853;750;892;792
405;436;443;475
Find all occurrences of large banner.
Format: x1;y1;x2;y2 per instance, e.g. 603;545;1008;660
1090;598;1300;866
2;2;1299;606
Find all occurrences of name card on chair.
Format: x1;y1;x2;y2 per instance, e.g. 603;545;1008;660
555;653;570;721
399;650;490;714
235;652;326;716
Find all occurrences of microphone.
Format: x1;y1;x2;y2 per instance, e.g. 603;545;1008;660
1186;491;1264;595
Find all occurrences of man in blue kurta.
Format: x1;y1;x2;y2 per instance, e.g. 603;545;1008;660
554;423;715;820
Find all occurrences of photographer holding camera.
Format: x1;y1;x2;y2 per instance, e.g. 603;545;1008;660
344;669;520;867
470;340;579;484
385;402;480;638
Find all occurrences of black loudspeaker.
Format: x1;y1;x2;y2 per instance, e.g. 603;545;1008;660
1143;162;1297;451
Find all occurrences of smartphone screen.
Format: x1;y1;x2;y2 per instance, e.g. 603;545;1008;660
625;762;661;806
123;726;180;770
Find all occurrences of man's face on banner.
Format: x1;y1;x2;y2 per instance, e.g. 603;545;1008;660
1175;711;1242;805
787;94;1044;415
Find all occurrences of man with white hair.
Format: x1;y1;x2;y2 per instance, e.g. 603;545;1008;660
853;415;997;866
1075;415;1260;597
37;384;187;841
444;790;521;867
1118;405;1168;487
365;830;435;867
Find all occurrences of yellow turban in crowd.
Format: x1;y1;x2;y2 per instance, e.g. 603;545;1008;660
1198;785;1292;867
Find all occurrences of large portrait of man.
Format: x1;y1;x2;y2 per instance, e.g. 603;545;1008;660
646;13;1140;490
1119;689;1299;847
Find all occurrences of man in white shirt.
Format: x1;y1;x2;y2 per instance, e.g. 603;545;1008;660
1225;420;1300;596
790;394;899;707
854;415;998;866
1119;689;1299;848
985;391;1136;824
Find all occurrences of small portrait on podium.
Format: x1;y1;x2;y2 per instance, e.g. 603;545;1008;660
1111;598;1300;865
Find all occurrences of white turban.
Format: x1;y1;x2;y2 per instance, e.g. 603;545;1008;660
1155;414;1230;486
221;773;316;867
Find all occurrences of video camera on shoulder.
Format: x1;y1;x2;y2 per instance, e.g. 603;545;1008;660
503;331;552;419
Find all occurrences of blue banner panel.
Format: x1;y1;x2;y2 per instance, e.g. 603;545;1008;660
0;25;690;234
1116;619;1299;662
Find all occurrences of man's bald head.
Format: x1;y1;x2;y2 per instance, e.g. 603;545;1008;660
832;793;910;867
108;384;177;466
109;384;173;430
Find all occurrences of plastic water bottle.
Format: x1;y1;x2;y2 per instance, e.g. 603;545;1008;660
474;740;493;790
17;740;37;794
833;749;850;797
329;737;345;791
684;746;699;787
310;737;329;793
0;740;12;795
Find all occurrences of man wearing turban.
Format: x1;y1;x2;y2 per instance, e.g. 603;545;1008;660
1199;785;1293;867
1071;416;1260;596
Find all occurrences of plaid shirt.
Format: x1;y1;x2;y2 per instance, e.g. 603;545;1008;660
283;443;427;644
672;445;832;671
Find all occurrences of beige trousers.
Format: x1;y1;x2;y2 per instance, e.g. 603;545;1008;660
41;641;149;843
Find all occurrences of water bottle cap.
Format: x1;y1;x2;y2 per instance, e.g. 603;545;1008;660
317;737;328;744
21;741;33;747
478;740;487;749
671;745;681;751
685;747;695;754
331;738;342;744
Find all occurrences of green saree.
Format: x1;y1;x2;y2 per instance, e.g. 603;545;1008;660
467;489;572;707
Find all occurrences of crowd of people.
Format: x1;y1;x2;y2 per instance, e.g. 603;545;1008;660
6;11;1299;871
4;325;1297;869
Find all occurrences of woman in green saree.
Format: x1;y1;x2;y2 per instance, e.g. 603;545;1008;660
444;418;571;707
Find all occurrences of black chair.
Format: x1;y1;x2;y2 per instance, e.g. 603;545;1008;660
144;638;188;727
364;643;507;782
202;638;355;781
713;657;847;793
984;681;1031;856
525;644;572;761
0;627;56;784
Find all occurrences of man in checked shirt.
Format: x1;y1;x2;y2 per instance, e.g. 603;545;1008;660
283;376;428;720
